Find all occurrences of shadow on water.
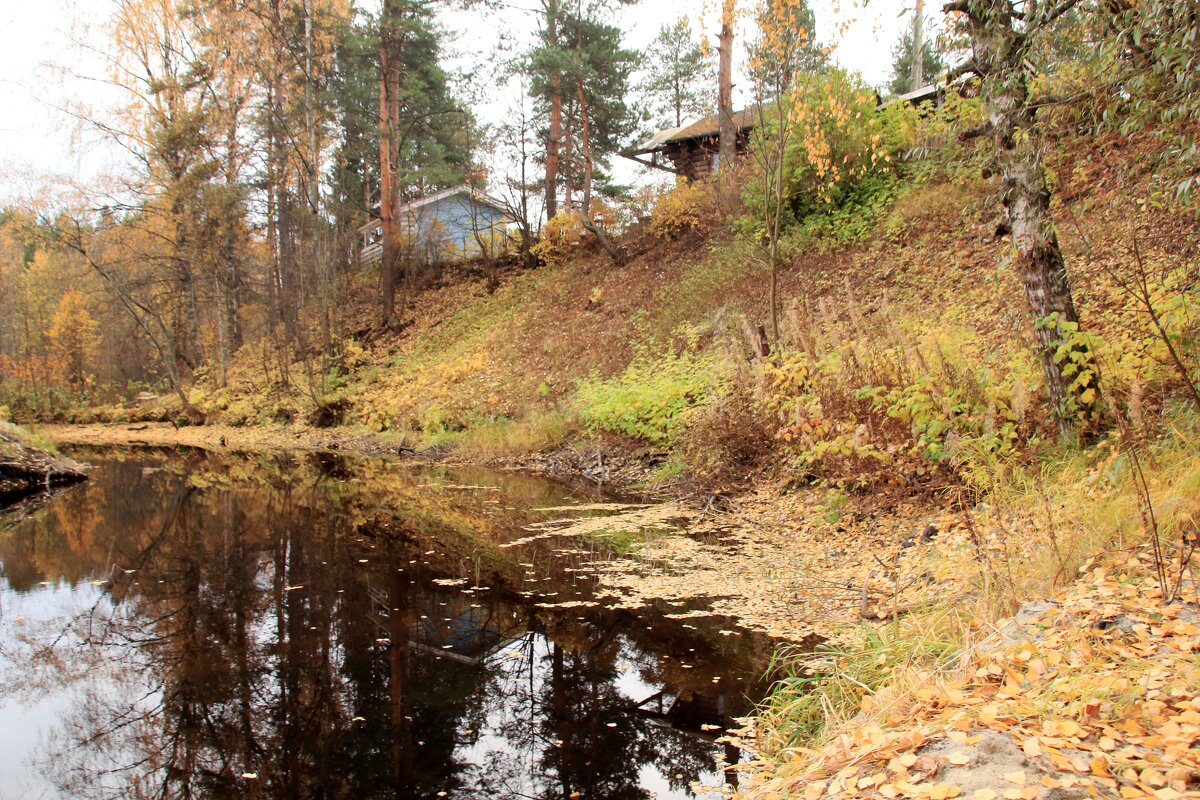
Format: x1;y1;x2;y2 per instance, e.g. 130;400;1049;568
0;447;775;800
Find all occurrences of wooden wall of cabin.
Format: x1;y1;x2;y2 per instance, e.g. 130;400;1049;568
666;139;718;181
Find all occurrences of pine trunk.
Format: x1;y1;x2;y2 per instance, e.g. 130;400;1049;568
577;85;623;266
717;0;736;173
379;8;398;328
544;0;561;220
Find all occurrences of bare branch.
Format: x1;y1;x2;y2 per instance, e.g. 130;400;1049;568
959;122;993;141
946;59;981;82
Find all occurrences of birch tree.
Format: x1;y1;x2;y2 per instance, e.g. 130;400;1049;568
943;0;1098;434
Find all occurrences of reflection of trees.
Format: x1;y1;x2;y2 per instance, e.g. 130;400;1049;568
0;448;763;799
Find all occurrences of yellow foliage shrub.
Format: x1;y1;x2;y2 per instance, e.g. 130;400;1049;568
530;211;584;268
648;180;715;240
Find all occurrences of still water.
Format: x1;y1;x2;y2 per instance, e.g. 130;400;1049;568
0;447;771;800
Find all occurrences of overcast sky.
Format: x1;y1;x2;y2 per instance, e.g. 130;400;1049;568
0;0;927;203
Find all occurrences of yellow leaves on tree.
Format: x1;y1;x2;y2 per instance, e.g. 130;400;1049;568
48;290;101;391
781;69;905;210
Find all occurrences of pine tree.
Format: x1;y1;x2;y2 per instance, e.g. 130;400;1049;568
889;17;945;95
377;0;473;327
638;18;715;129
529;0;635;222
560;4;636;263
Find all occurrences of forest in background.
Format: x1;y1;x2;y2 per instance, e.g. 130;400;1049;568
0;0;714;415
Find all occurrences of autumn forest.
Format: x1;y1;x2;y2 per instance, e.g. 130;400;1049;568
1;0;1199;798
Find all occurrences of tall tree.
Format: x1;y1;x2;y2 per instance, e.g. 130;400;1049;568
890;7;946;94
638;18;716;129
533;0;566;221
329;17;381;235
717;0;737;173
376;0;471;328
944;0;1096;434
911;0;927;88
560;3;636;264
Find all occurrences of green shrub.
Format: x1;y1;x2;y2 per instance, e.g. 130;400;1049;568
783;172;906;252
575;350;723;445
742;68;915;233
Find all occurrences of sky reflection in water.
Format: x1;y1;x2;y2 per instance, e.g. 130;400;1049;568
0;447;771;800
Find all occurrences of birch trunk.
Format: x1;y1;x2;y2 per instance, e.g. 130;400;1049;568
957;0;1093;434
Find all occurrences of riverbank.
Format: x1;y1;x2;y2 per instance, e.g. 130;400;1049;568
36;421;410;457
36;421;949;641
0;422;89;505
33;416;1200;799
730;427;1200;799
34;421;682;496
734;549;1200;800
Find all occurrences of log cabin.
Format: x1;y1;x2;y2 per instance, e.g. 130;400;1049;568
624;85;946;181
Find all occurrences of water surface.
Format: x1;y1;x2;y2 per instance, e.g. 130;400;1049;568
0;447;770;799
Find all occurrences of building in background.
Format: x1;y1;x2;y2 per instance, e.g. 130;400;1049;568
360;186;514;267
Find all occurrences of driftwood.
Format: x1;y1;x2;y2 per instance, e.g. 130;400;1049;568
0;423;89;507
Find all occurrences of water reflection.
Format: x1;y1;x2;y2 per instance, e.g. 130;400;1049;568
0;448;770;800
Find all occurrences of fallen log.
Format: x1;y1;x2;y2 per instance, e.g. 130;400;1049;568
0;422;89;507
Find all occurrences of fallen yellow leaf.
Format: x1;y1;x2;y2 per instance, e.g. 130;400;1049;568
1004;771;1027;786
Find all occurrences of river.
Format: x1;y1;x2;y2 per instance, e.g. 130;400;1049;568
0;446;771;799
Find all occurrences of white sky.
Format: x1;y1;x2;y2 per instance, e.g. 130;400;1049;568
0;0;927;204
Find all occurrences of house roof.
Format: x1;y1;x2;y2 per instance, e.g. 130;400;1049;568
358;185;513;233
880;82;942;108
396;185;511;216
627;106;762;156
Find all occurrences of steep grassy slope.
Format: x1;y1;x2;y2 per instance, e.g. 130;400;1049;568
77;132;1198;501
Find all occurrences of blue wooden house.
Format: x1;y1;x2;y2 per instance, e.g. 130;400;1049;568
359;185;514;266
